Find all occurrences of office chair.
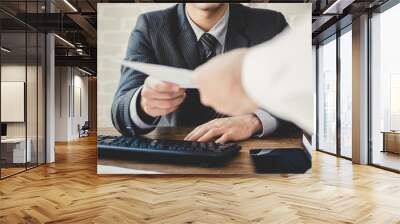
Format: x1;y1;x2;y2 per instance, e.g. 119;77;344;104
79;121;90;138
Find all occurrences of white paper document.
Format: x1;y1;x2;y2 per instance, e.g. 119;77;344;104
97;165;163;174
121;60;195;88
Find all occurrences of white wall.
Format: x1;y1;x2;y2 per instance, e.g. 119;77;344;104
55;67;68;141
54;67;89;141
97;3;176;130
1;65;36;137
72;74;89;138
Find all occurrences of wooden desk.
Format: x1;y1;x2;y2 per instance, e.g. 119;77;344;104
1;138;32;164
382;131;400;154
97;127;303;174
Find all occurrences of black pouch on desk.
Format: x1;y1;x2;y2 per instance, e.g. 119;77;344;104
250;147;311;173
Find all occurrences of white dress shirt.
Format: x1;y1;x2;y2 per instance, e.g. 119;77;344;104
130;5;279;136
241;8;314;135
185;5;229;54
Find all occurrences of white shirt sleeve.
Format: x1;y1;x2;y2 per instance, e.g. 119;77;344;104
241;24;314;135
253;109;279;137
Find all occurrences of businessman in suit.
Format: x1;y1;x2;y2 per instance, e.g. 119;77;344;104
112;3;298;143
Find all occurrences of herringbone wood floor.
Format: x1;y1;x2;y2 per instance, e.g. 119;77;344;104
1;135;400;224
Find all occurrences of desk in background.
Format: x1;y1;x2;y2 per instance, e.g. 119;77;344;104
382;131;400;154
1;138;32;164
97;127;303;174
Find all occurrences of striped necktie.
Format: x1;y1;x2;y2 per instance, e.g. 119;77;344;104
198;33;224;119
199;33;219;63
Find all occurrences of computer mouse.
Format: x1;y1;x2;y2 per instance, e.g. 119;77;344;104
250;148;311;173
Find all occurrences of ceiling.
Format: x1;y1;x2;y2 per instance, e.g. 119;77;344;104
0;0;393;75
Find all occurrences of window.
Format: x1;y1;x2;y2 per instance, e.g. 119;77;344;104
370;2;400;171
390;74;400;130
318;36;337;154
339;28;352;158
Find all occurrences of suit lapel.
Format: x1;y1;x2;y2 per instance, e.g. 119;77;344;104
224;4;250;52
176;4;201;69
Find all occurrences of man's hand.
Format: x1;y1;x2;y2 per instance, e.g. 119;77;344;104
140;77;186;117
192;48;258;116
184;114;262;144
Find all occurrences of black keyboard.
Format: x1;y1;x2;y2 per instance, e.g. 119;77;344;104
97;135;241;166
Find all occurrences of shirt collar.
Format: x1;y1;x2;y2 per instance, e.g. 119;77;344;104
185;5;229;47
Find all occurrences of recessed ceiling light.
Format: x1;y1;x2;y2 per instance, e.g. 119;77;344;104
1;47;11;53
63;0;78;12
54;34;75;48
323;0;354;15
78;67;93;76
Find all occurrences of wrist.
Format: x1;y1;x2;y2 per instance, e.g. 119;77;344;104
137;91;158;123
247;114;262;134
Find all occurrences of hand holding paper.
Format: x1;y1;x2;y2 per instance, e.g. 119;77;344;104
192;48;258;115
121;60;195;88
140;77;186;118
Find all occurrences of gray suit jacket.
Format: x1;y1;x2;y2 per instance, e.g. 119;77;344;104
112;3;299;136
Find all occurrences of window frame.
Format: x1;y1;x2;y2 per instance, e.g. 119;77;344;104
316;24;353;160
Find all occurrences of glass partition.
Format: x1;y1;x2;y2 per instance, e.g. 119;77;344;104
26;0;46;169
0;1;46;179
27;31;38;169
37;32;45;165
1;31;28;178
